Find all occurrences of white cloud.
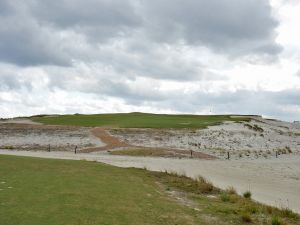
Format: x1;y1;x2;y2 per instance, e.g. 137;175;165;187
0;0;299;121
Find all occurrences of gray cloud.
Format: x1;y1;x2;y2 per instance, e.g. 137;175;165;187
31;0;139;28
0;1;70;66
0;15;70;66
0;0;282;67
0;1;13;15
140;0;281;57
30;0;141;42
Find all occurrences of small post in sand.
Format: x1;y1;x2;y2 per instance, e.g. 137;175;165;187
276;151;278;158
227;152;230;160
190;150;193;158
75;145;77;154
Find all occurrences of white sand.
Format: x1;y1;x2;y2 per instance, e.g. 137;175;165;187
1;149;299;214
110;117;300;159
0;119;42;125
0;123;105;151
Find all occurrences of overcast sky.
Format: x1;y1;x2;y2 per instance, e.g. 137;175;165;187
0;0;299;121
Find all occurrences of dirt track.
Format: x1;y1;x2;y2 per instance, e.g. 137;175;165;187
80;127;132;153
82;127;216;159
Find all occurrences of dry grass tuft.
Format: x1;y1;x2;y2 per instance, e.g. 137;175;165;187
226;186;237;195
241;212;252;223
153;171;218;195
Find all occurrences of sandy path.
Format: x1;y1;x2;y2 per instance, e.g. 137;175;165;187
83;128;216;159
0;150;299;213
80;127;132;152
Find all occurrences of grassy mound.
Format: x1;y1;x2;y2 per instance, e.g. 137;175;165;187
31;112;250;128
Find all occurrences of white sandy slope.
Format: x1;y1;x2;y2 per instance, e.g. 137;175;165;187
0;122;105;151
110;117;300;159
0;150;299;214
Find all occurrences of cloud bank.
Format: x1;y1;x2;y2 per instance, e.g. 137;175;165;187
0;0;299;121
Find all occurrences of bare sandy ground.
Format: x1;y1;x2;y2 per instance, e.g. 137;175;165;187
0;123;105;151
0;149;299;214
110;117;300;159
0;119;42;125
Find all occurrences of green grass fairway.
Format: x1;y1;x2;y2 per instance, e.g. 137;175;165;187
0;155;299;225
0;155;200;225
31;112;250;128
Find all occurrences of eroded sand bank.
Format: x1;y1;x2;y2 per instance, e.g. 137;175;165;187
110;117;300;159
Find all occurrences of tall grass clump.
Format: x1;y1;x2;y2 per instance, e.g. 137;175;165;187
220;193;231;202
271;216;281;225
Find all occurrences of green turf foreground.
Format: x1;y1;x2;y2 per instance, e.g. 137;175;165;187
0;155;199;225
0;155;299;225
31;112;250;128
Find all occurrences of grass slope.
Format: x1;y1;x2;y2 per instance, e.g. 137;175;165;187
31;112;250;128
0;155;299;225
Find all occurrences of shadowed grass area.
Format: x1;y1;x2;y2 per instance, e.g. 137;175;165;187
31;112;250;128
0;155;299;225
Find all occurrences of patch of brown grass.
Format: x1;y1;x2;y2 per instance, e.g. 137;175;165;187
152;171;218;195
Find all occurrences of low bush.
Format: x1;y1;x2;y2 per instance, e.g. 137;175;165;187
243;191;252;199
1;146;14;150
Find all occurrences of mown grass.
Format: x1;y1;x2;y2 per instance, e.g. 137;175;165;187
0;155;201;225
0;155;299;225
31;112;250;128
